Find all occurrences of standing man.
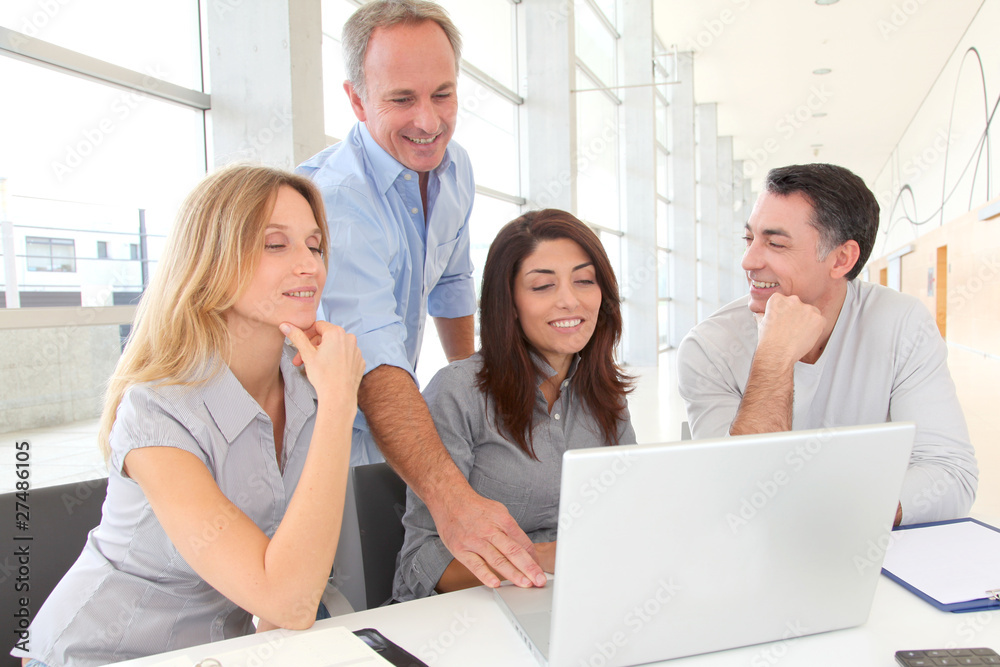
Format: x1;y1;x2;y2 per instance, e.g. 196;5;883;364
297;0;545;589
677;163;978;525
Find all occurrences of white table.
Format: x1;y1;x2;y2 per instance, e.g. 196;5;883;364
111;574;1000;666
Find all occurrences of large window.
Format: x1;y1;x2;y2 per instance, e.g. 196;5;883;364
321;0;362;140
574;0;622;266
0;3;206;447
1;0;686;492
0;1;202;89
655;41;672;350
0;43;206;305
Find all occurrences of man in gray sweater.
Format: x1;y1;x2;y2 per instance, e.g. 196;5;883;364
678;163;977;525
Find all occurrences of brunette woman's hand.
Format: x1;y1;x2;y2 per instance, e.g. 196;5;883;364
535;541;557;574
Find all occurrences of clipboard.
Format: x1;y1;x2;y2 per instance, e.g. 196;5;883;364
881;517;1000;613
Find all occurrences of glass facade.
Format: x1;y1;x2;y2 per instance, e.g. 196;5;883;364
0;0;755;486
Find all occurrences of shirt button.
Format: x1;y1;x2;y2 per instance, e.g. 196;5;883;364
411;207;419;215
562;381;568;388
404;173;412;181
554;413;561;420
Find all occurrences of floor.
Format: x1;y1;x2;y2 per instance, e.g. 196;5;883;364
1;346;997;523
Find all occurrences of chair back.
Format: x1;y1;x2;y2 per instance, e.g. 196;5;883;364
333;462;407;611
1;477;107;667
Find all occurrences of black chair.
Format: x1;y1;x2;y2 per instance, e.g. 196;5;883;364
333;462;408;611
1;477;107;667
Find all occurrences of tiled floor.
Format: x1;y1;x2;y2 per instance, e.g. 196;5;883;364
1;346;997;523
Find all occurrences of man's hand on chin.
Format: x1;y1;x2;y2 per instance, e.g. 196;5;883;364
755;293;826;365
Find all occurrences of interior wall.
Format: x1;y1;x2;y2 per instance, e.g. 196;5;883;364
866;194;1000;358
872;1;1000;258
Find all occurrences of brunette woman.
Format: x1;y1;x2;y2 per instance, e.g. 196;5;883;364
392;209;635;600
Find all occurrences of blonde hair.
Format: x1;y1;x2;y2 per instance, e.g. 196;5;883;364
98;163;328;459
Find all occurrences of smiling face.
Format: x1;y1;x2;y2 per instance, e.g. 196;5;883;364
741;190;847;315
346;20;458;174
513;238;602;374
227;186;326;336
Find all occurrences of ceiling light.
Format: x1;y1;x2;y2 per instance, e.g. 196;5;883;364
813;68;832;75
812;112;828;118
810;143;824;148
815;0;840;5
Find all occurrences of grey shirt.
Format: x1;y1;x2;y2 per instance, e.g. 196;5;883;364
392;353;636;601
677;280;978;524
13;347;318;667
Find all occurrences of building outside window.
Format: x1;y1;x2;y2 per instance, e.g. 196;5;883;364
26;236;76;272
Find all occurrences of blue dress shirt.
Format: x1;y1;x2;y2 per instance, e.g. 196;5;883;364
298;123;477;465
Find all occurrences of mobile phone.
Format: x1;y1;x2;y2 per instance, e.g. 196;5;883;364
895;648;1000;666
353;628;428;667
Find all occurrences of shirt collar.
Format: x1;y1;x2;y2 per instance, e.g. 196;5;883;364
279;345;319;423
201;345;318;444
357;122;456;196
530;351;582;388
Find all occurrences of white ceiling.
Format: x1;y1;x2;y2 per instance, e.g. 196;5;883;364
652;0;987;192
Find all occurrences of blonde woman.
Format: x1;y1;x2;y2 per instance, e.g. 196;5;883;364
12;164;363;667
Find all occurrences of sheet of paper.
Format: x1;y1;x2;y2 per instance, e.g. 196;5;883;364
882;520;1000;605
127;659;191;667
132;626;392;667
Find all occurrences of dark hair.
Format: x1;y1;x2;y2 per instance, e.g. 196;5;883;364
476;209;633;459
764;163;879;281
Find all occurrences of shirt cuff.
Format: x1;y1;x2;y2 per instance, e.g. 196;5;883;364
428;279;476;319
897;463;974;524
356;327;416;380
399;537;454;600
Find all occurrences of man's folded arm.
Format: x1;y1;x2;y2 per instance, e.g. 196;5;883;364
890;310;978;523
677;335;744;439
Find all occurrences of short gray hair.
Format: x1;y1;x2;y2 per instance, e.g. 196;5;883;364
764;164;880;281
342;0;462;101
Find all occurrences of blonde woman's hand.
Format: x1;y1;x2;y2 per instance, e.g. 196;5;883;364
288;322;322;368
281;321;365;412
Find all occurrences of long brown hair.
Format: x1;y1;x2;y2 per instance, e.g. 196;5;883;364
98;163;328;459
476;209;633;459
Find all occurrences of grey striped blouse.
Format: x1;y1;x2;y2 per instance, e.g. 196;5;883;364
392;353;636;601
13;347;319;667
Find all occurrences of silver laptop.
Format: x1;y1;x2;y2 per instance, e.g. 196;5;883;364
493;422;915;667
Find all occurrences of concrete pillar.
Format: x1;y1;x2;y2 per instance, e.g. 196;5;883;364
717;135;734;305
696;103;719;320
520;0;575;210
1;178;18;309
206;0;325;169
732;161;748;299
667;52;696;347
618;0;657;366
